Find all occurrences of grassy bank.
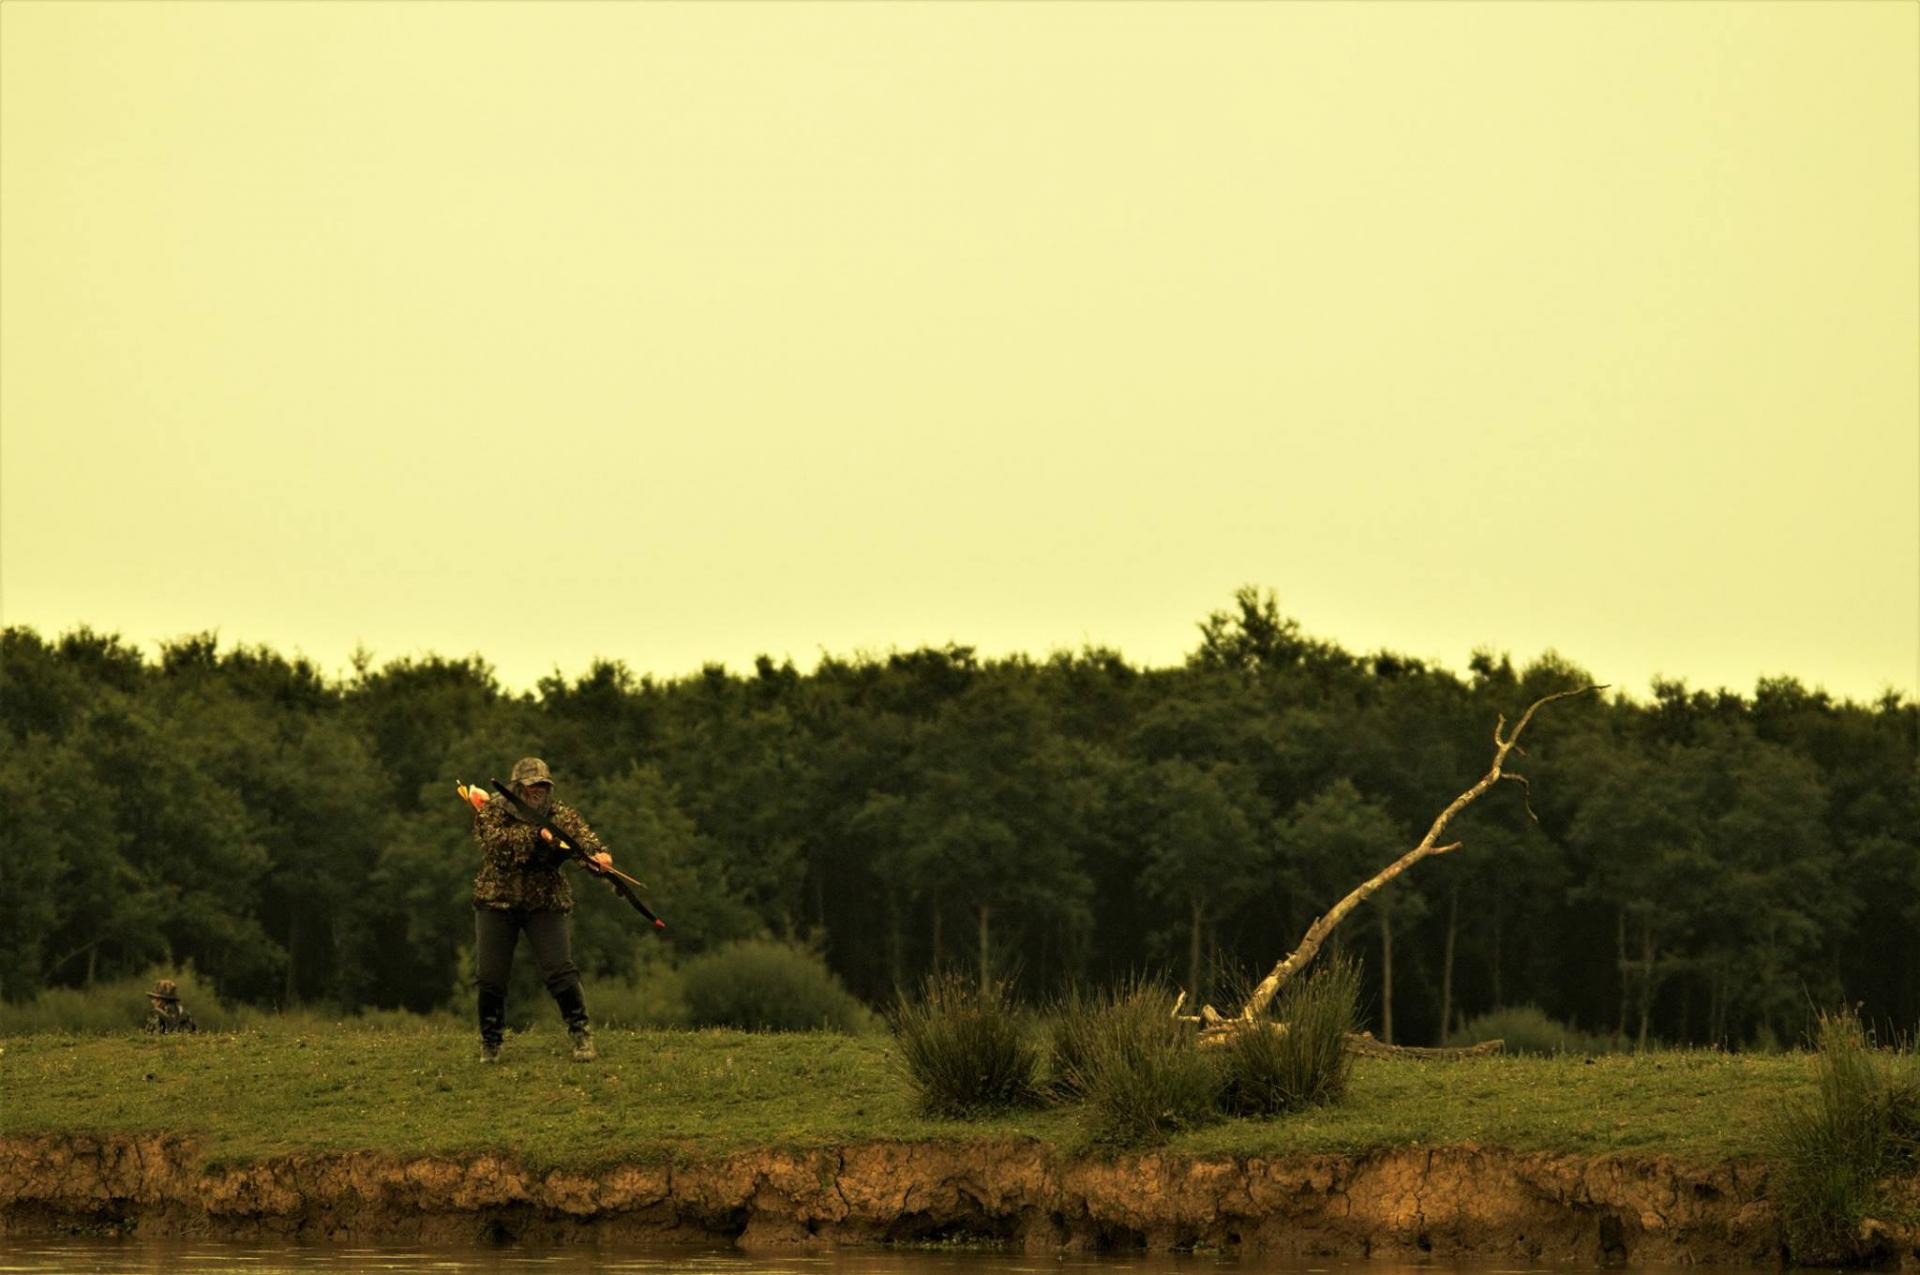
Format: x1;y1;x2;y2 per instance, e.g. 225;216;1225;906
1;1024;1815;1170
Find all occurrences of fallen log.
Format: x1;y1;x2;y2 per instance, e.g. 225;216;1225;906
1342;1032;1504;1060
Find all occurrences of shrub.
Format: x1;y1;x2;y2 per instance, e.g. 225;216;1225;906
1068;977;1221;1149
679;940;873;1033
1455;1004;1611;1056
1221;956;1360;1116
0;965;240;1034
891;974;1040;1116
591;953;689;1029
1768;1010;1920;1265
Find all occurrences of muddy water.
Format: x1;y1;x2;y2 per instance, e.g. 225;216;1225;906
0;1241;1761;1275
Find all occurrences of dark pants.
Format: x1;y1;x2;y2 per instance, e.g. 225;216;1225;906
474;906;587;1044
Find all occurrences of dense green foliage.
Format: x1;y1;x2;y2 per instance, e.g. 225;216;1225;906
3;588;1915;1050
891;975;1041;1116
1767;1011;1920;1264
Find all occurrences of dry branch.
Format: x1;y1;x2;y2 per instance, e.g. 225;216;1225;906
1192;1022;1505;1060
1208;684;1604;1026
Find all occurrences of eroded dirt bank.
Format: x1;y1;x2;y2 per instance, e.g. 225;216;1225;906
0;1135;1823;1263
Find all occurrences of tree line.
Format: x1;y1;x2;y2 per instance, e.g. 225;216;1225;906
2;587;1914;1047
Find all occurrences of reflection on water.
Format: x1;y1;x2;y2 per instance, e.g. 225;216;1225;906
0;1240;1580;1275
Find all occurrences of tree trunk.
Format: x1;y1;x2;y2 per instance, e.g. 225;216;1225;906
1380;906;1395;1046
85;942;98;988
284;910;301;1006
1490;912;1503;1007
885;886;901;991
1637;920;1656;1052
931;905;943;972
1438;886;1457;1045
1188;898;1205;1003
977;903;990;994
1615;908;1629;1039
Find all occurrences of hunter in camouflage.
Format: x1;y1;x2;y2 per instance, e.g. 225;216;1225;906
471;770;609;913
142;979;197;1034
469;757;612;1064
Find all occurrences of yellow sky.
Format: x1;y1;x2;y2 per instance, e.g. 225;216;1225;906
3;2;1915;701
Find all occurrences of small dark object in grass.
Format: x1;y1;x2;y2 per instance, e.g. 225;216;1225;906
891;974;1039;1117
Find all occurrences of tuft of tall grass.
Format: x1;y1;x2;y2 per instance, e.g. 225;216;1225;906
1455;1004;1612;1056
1066;977;1221;1149
891;974;1041;1117
1767;1009;1920;1265
1042;984;1101;1100
1220;956;1360;1116
679;940;875;1033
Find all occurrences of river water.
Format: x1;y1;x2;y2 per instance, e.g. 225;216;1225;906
0;1241;1747;1275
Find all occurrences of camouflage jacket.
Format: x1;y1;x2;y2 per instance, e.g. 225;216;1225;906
471;795;607;912
143;1004;197;1034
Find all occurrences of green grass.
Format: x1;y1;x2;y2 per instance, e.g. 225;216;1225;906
0;1024;1824;1171
1179;1046;1800;1160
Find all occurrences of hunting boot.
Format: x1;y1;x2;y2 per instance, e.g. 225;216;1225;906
555;985;596;1062
478;986;507;1063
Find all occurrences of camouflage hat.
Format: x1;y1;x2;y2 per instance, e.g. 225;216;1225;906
510;757;553;788
146;979;180;1003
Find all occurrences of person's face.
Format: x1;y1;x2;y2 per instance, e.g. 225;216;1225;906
524;781;553;805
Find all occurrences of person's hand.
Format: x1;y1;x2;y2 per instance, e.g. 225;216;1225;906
591;852;613;872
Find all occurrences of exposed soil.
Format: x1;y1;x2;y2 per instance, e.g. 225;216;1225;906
0;1134;1898;1264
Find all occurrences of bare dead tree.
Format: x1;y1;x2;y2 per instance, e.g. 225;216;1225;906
1191;684;1605;1037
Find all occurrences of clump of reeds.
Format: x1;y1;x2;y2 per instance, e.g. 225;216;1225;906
1042;983;1101;1100
1767;1008;1920;1265
1219;955;1361;1116
890;973;1040;1116
1064;976;1222;1149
